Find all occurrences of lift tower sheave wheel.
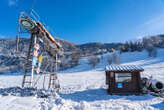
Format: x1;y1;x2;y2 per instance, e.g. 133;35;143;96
20;18;35;31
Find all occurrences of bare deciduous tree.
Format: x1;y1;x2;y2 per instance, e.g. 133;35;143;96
112;52;120;64
107;55;112;64
70;51;81;66
89;56;100;68
146;45;157;57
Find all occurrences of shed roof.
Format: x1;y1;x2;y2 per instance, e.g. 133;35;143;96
106;65;144;72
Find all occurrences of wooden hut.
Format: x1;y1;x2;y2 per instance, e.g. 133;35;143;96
105;65;144;95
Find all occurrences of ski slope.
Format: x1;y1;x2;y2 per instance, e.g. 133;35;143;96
0;49;164;110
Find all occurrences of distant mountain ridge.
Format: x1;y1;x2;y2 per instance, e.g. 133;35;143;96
0;34;164;73
0;37;120;73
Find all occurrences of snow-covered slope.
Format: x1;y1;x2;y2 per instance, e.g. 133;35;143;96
0;49;164;110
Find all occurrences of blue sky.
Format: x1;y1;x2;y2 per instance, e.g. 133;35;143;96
1;0;164;44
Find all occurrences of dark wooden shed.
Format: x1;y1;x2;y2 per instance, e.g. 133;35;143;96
105;65;144;95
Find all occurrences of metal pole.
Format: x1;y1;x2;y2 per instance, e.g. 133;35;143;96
31;35;37;87
43;75;46;89
16;22;20;51
56;54;58;72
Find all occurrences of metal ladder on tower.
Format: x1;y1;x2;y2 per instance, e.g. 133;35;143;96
48;73;60;92
48;54;60;92
22;35;37;88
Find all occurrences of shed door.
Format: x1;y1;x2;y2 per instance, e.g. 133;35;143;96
114;73;137;93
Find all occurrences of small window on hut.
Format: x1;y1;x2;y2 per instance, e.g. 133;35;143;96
115;73;132;82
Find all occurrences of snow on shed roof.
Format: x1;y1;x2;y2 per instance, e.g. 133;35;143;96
106;65;144;72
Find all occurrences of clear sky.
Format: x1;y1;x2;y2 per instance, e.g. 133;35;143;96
1;0;164;44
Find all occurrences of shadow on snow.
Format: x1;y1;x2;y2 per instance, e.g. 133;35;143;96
59;88;155;102
152;101;164;110
0;87;49;98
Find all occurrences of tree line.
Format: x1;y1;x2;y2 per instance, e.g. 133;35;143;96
119;36;164;57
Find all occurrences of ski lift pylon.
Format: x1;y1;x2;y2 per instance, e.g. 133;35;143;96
17;10;63;92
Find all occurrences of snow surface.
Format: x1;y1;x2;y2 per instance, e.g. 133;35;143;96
0;49;164;110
